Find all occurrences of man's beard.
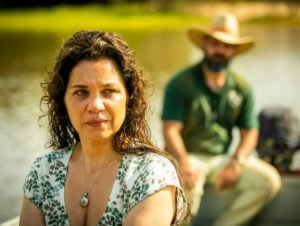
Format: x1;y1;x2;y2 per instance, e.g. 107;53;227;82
203;53;230;73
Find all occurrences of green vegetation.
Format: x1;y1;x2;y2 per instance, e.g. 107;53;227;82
0;3;298;33
0;4;205;33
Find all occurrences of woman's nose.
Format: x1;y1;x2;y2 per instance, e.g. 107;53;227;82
87;95;105;112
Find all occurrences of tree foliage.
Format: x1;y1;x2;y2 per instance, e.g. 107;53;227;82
0;0;299;9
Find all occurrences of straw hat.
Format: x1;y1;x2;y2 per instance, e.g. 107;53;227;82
188;13;255;55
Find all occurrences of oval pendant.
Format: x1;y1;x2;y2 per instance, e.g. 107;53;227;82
80;192;89;207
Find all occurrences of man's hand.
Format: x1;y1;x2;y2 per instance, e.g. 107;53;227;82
216;159;243;190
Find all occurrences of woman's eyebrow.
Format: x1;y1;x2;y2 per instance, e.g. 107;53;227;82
69;84;87;89
69;82;118;89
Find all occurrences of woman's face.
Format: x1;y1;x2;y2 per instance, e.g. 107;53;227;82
64;58;128;144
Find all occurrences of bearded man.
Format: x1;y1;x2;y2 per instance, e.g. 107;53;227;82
161;13;281;226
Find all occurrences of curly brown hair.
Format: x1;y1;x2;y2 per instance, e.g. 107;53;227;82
40;30;189;221
40;30;154;153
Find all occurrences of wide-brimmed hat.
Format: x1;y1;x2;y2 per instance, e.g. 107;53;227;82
188;13;255;55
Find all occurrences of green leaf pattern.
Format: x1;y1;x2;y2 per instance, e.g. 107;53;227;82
23;147;187;225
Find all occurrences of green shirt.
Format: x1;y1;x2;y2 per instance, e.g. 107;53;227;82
161;62;258;155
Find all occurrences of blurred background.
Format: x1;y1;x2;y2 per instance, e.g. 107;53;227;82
0;0;299;223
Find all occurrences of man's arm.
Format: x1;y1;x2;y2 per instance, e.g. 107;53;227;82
163;120;201;190
234;128;259;160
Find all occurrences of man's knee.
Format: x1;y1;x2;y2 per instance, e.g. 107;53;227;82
264;164;281;200
249;158;282;200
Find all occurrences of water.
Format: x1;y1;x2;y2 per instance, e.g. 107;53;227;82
0;25;299;222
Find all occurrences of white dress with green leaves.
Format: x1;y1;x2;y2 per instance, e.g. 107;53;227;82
23;146;187;225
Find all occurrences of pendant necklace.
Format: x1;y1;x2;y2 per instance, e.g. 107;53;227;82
79;152;118;207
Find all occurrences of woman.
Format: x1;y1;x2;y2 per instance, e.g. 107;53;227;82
19;30;188;226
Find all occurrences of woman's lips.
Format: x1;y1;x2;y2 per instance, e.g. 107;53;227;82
86;120;107;127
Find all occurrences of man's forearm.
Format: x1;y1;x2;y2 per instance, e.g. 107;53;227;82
163;121;189;164
233;128;259;160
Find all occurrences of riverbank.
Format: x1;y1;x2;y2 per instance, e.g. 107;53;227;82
0;1;299;33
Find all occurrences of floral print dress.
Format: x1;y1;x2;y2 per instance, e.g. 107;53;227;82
23;146;187;225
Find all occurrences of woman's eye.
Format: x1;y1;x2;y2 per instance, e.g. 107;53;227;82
102;89;115;96
74;89;88;96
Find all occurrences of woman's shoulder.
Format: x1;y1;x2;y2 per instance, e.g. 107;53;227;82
121;152;179;184
124;152;174;169
32;146;73;166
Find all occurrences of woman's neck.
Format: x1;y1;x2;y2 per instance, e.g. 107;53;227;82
75;141;118;172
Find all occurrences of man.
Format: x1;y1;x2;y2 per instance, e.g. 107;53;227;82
161;13;281;226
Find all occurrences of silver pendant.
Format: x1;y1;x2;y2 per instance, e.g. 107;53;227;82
80;192;89;207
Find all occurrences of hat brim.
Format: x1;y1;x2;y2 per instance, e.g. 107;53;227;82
188;28;255;55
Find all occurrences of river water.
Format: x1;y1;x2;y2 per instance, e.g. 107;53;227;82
0;25;300;222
